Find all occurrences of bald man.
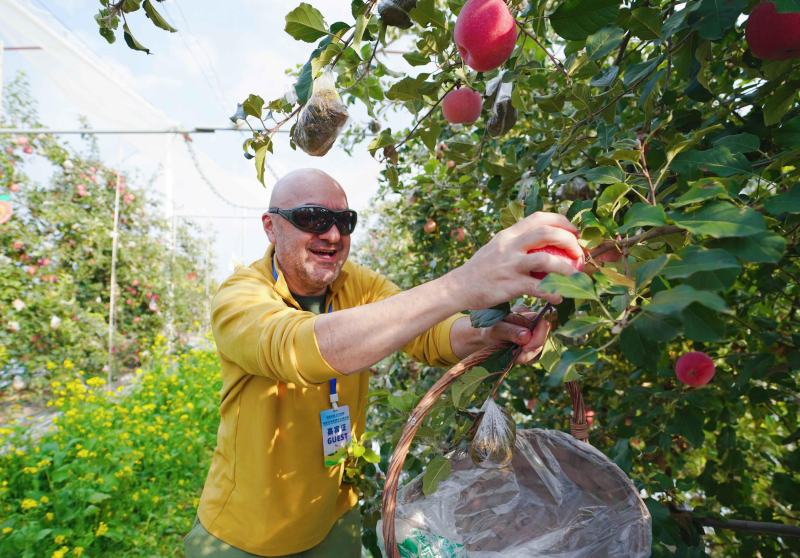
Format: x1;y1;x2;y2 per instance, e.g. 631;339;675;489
186;169;583;557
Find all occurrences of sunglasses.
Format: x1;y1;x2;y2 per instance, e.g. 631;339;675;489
268;205;358;236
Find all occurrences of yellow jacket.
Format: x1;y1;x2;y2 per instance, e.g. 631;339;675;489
198;245;463;556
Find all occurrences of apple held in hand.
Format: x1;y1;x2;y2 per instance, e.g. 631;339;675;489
745;2;800;60
441;88;482;124
527;246;584;279
675;351;716;387
454;0;517;72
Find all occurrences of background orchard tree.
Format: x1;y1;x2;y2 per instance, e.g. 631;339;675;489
0;76;213;396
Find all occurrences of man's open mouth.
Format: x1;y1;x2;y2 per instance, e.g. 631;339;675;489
309;248;338;261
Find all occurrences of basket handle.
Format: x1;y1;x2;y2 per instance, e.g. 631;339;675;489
380;308;590;558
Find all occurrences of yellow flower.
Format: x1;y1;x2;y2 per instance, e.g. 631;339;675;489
54;534;66;544
50;381;61;388
46;513;54;521
151;496;159;504
2;527;12;534
51;546;69;558
21;498;40;510
40;495;49;503
95;521;108;537
76;449;89;458
37;459;52;467
46;362;56;370
132;492;139;501
74;548;84;557
63;359;74;369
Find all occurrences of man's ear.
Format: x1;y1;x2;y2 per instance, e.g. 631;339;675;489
262;213;277;244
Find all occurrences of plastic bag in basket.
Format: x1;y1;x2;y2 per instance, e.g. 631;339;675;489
292;69;350;157
470;397;516;469
379;429;652;558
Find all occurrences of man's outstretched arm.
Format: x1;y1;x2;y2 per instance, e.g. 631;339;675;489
316;212;581;375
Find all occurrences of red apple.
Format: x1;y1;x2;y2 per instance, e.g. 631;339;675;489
16;136;29;146
9;184;20;192
26;266;37;275
13;240;24;250
527;246;585;279
4;147;14;155
187;272;197;281
454;0;517;72
423;218;437;233
451;227;467;242
586;410;595;427
23;146;33;154
132;279;139;287
442;88;483;124
675;351;716;386
48;275;57;283
745;2;800;60
40;257;51;266
134;316;141;323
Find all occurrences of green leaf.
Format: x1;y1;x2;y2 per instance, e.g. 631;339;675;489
623;56;663;88
89;492;111;503
524;183;544;215
535;92;564;113
285;3;329;43
589;66;620;87
549;0;622;41
386;76;429;103
583;166;625;184
608;439;632;472
469;303;511;328
295;61;314;105
35;528;53;541
712;133;760;154
362;448;381;463
636;254;669;289
645;498;681;546
764;186;800;215
670;178;731;208
585;26;624;61
143;0;177;33
403;51;431;66
673;405;706;446
773;116;800;148
452;366;490;408
230;104;247;123
242;94;265;119
545;348;597;386
764;81;800;127
511;86;529;112
419;121;441;152
662;247;741;279
646;284;731;315
556;316;607;339
632;310;683;341
499;200;525;229
423;456;452;495
538;272;599;301
628;7;663;40
409;0;447;30
620;325;659;370
367;129;396;156
122;0;142;13
596;183;630;218
692;0;748;40
671;202;766;238
774;0;800;12
616;203;667;234
385;166;399;188
683;302;727;342
540;332;567;373
709;232;787;263
99;26;116;44
255;144;271;186
123;24;150;54
350;5;369;60
387;394;411;412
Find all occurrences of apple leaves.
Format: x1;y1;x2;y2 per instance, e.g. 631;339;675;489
549;0;622;41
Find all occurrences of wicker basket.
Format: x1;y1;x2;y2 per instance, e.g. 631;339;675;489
380;327;651;557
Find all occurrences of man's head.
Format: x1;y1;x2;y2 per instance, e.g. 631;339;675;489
262;169;351;296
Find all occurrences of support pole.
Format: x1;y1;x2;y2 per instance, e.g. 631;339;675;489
205;226;211;334
107;137;124;391
0;41;4;122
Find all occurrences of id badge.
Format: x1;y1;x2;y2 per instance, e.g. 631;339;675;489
320;405;351;467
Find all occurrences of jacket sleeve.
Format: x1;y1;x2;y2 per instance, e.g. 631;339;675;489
211;270;342;386
360;266;465;368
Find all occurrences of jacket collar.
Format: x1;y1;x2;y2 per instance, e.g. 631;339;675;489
260;244;350;308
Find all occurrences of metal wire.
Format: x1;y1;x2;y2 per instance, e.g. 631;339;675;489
182;137;267;210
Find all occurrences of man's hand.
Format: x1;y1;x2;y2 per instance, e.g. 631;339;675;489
479;306;551;364
444;212;584;310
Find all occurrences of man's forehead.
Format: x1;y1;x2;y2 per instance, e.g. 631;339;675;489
269;169;349;209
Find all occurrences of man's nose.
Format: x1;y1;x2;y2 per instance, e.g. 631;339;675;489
319;223;341;243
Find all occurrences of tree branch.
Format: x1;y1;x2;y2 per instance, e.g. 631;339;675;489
590;225;683;259
394;83;459;150
514;21;571;82
699;517;800;538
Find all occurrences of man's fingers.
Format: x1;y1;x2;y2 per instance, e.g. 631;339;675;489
519;252;585;278
513;212;578;235
516;316;551;364
514;226;585;260
483;320;531;344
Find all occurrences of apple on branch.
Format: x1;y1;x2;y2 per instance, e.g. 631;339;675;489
745;2;800;60
454;0;517;72
441;88;483;124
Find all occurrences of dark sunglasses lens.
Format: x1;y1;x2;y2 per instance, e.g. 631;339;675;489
293;207;333;232
336;211;357;235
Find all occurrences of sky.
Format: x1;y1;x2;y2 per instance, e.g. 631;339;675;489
0;0;419;282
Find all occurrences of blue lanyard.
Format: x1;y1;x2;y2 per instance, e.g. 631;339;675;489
272;255;337;404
